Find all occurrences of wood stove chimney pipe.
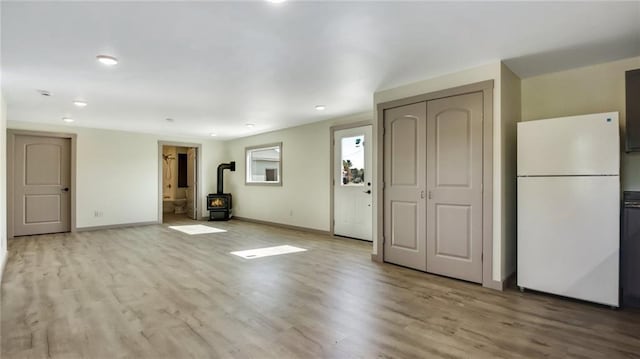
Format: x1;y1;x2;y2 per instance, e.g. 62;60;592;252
217;161;236;194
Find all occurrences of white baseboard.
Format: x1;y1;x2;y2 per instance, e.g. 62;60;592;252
233;216;330;236
76;221;157;232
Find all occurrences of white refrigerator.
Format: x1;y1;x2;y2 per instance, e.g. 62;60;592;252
517;112;620;307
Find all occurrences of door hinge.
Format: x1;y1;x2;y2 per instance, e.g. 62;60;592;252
382;181;385;190
382;236;385;245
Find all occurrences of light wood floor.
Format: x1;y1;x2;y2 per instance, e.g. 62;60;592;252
2;218;640;358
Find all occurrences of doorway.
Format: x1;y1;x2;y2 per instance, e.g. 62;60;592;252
158;142;201;224
7;131;76;237
378;81;494;285
331;123;373;241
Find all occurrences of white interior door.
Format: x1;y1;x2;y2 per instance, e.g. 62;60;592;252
333;125;373;241
383;102;428;271
426;92;484;283
14;135;71;236
186;147;197;220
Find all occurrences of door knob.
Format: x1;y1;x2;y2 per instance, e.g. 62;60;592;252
363;190;372;194
61;187;70;192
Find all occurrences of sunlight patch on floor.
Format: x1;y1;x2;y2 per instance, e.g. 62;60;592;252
231;245;307;259
169;224;227;235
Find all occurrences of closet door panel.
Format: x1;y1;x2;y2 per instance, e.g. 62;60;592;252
426;92;484;283
383;102;427;271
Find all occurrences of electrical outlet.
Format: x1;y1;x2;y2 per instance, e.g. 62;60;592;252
94;211;103;217
289;210;293;217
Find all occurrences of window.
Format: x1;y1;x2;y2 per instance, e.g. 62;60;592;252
245;142;282;185
177;153;188;188
341;135;365;186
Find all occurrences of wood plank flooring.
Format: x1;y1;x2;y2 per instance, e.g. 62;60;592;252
2;218;640;358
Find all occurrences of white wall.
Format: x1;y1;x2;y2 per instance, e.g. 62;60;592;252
373;61;510;282
6;121;224;229
224;112;372;232
522;56;640;190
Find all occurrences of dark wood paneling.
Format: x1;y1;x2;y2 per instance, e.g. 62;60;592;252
626;68;640;152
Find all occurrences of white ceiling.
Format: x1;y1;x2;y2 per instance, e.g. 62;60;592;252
2;1;639;139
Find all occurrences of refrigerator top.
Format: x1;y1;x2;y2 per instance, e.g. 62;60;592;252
517;112;620;177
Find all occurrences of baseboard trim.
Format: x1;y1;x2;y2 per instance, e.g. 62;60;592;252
0;250;8;284
76;221;158;232
482;272;515;291
371;253;383;263
483;279;504;291
503;272;516;289
233;216;330;236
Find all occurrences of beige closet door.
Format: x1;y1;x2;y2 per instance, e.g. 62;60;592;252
426;92;484;283
14;135;71;236
383;102;427;271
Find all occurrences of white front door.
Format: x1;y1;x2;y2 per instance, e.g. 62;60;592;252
333;125;373;241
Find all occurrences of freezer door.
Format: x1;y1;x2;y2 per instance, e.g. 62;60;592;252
517;176;620;307
517;112;619;176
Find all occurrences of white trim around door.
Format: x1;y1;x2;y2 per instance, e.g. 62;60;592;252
157;141;203;223
375;80;498;290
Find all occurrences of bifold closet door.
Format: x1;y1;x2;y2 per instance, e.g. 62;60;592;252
383;102;428;271
425;92;484;283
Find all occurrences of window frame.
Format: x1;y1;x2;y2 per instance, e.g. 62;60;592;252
244;142;283;186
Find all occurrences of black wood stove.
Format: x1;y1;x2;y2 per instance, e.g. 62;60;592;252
207;161;235;220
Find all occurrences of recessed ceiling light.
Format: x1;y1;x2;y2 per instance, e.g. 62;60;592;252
96;55;118;66
73;100;88;107
62;117;74;123
246;123;255;128
315;105;326;111
210;133;218;137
